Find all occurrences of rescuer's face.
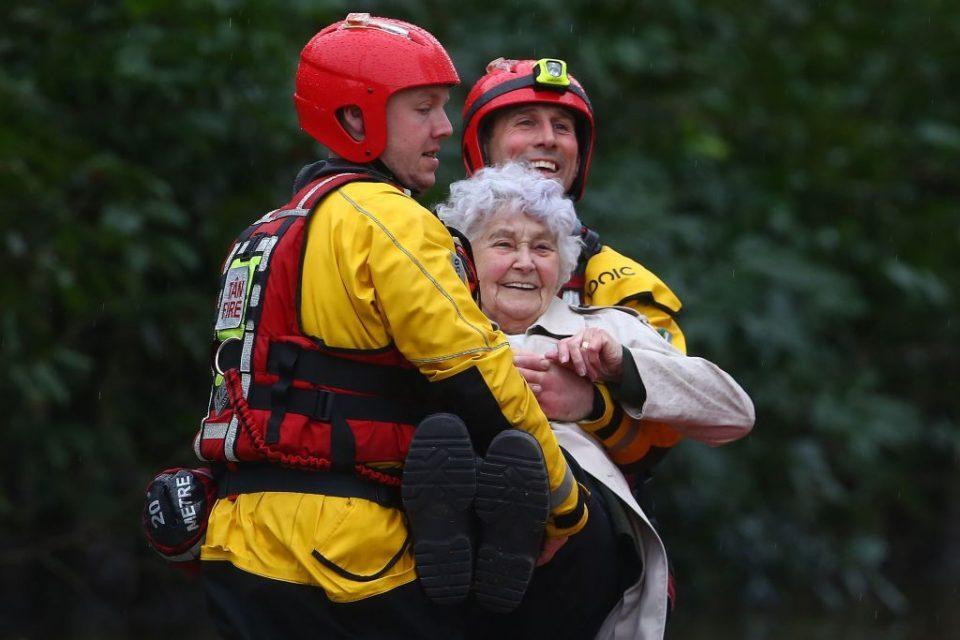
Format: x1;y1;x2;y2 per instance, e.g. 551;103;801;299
381;86;453;192
486;104;580;193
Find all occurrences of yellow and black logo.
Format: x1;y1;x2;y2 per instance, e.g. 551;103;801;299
586;266;635;296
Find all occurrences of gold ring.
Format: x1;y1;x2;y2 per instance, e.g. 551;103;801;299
581;341;590;350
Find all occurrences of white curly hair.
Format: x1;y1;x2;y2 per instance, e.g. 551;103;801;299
436;162;582;286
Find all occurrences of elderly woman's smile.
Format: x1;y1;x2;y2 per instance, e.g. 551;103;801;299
436;162;582;334
475;211;561;334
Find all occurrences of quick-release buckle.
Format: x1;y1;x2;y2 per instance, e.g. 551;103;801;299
312;389;334;422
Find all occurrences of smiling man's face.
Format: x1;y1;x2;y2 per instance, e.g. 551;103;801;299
485;104;580;193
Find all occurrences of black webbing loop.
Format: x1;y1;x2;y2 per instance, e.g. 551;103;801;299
311;533;410;583
266;347;428;398
266;344;299;444
246;385;425;425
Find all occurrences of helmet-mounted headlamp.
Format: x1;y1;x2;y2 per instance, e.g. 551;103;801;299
533;58;570;89
461;56;595;201
461;58;591;133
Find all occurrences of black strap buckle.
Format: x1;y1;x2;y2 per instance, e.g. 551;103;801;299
312;389;334;422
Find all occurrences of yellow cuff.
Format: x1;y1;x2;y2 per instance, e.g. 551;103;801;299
545;483;589;538
578;383;615;432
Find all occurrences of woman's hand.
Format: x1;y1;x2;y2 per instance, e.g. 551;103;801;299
548;327;623;382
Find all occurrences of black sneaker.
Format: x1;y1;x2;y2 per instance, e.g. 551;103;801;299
401;413;478;605
473;429;550;613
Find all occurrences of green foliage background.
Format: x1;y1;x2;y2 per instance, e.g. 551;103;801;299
2;0;957;637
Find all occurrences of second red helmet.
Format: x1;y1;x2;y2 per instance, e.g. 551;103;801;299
461;58;595;201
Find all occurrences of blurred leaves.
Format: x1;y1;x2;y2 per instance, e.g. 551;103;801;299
1;0;958;635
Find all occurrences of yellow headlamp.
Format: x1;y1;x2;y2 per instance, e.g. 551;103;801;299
533;58;570;89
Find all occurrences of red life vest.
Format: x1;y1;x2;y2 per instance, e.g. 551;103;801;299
193;172;437;486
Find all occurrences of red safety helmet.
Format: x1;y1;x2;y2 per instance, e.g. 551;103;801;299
294;13;459;163
461;58;595;201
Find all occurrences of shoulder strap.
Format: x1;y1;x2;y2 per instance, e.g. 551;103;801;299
560;225;603;298
289;172;373;214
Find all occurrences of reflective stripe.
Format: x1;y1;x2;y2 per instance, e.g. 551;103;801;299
254;208;281;224
549;464;576;510
193;429;207;461
267;209;309;219
237;240;250;255
297;174;344;209
258;236;278;271
249;283;261;308
202;421;230;440
255;235;273;252
224;416;240;462
222;242;241;275
609;422;641;456
240;331;254;373
241;372;251;396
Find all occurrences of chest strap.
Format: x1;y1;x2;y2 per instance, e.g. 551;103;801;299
267;343;429;398
217;340;429;399
216;465;402;509
246;384;428;426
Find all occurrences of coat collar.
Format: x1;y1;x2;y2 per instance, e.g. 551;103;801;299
516;297;587;339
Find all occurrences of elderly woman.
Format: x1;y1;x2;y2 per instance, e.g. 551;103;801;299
435;163;754;640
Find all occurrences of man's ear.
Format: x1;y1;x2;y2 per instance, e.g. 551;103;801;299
337;105;365;141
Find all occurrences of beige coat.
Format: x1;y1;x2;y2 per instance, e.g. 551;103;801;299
507;298;755;639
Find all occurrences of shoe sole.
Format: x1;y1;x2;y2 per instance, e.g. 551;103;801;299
401;413;477;605
473;429;550;613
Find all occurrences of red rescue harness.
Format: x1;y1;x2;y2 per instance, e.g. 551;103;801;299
194;173;436;487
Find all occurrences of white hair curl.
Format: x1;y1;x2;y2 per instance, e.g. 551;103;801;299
436;163;582;285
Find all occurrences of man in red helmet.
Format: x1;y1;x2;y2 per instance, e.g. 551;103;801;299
458;58;690;637
194;18;586;639
462;57;687;477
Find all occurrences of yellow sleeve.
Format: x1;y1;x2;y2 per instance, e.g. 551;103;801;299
581;247;687;470
345;187;586;537
578;383;684;469
583;245;687;355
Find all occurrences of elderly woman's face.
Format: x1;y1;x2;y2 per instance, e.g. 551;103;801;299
474;210;561;334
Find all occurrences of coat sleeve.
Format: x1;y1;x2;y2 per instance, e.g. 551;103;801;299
598;309;755;447
349;189;587;537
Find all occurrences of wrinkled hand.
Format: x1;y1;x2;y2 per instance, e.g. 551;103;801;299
536;536;569;566
514;351;595;422
547;328;623;382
